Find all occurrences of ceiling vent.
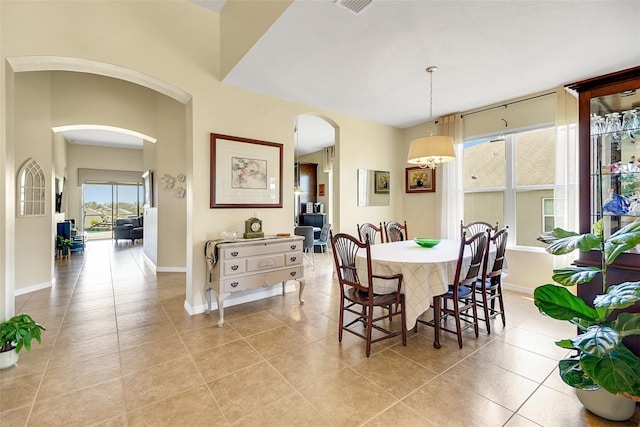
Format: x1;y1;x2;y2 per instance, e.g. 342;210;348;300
336;0;372;15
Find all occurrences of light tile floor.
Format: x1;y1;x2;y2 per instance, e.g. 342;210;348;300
1;240;639;426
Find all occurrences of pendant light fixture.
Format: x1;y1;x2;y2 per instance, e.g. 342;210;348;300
407;66;455;169
294;117;304;194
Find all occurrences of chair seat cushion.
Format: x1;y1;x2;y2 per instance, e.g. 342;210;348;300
475;278;499;290
346;288;398;306
446;285;472;299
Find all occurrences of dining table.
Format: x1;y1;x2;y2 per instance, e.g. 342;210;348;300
355;238;500;349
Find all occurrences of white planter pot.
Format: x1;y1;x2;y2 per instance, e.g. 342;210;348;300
0;349;18;369
576;387;636;421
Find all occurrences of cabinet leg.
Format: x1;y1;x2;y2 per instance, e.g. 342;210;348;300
204;287;212;314
298;279;305;304
216;292;230;327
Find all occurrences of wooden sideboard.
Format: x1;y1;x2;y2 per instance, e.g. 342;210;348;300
204;236;305;326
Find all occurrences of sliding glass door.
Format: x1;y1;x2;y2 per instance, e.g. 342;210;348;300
83;182;143;240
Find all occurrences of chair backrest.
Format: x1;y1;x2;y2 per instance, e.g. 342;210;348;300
384;220;408;242
486;226;508;281
357;222;384;244
453;230;490;292
317;223;331;243
294;226;314;250
330;232;372;296
460;220;498;239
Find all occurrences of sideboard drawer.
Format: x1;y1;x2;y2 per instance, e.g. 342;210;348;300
246;254;284;272
285;252;303;266
221;241;303;259
222;260;246;276
220;267;302;293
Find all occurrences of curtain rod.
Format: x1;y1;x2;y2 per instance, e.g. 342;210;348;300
460;91;556;118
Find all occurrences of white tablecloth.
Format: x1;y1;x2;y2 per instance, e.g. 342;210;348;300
355;239;503;329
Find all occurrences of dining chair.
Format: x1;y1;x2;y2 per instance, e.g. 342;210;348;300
294;225;315;268
384;220;408;242
330;231;407;357
475;226;508;334
313;223;331;253
460;220;498;239
357;222;384;244
415;229;489;348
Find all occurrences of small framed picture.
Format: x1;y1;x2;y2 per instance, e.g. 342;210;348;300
318;183;325;196
374;170;390;194
405;167;435;193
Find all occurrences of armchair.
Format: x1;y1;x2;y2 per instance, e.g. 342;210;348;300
113;216;144;243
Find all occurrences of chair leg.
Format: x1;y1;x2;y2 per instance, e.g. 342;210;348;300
338;297;345;342
365;304;374;357
400;295;407;346
497;286;506;326
482;290;492;334
453;300;463;349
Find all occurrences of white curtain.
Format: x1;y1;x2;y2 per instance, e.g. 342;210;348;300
323;146;334;172
553;87;579;267
439;113;464;239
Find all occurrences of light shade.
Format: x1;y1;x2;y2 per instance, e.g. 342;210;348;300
407;135;455;169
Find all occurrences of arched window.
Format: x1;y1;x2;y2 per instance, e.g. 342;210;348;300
17;158;46;216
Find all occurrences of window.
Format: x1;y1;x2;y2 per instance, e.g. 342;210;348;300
542;198;554;233
17;158;46;217
463;127;555;247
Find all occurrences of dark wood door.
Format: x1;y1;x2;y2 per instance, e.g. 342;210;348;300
298;163;317;211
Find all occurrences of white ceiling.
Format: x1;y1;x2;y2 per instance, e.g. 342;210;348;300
62;0;640;155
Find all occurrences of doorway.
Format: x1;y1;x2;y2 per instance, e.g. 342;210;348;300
83;182;143;240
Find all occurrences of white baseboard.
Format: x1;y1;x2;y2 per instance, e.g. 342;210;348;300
156;266;187;273
15;281;52;296
503;281;534;296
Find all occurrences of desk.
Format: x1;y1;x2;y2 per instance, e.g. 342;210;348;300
356;239;493;349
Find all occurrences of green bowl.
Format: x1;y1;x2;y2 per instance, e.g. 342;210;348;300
414;238;440;248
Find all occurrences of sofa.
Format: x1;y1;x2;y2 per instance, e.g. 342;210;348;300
113;216;143;243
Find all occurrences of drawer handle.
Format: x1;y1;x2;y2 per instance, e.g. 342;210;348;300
259;259;276;268
230;282;239;288
290;244;297;250
290;256;297;262
231;265;239;271
290;271;297;277
231;251;239;257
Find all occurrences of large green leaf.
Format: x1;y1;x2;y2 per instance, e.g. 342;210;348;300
594;281;640;310
545;233;601;255
571;325;619;357
534;284;600;322
538;228;579;245
612;312;640;338
604;219;640;264
581;345;640;400
558;357;599;390
552;266;600;287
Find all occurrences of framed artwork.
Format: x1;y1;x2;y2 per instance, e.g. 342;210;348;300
374;170;390;194
142;170;154;207
210;133;283;208
405;166;435;193
318;183;325;196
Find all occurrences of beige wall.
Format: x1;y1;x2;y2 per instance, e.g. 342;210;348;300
14;72;53;293
1;1;404;314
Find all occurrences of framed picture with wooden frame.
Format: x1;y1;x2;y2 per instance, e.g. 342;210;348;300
405;166;435;193
210;133;283;208
374;170;390;194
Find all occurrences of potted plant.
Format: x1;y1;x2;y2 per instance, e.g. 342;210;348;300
56;235;72;257
0;313;45;369
534;218;640;420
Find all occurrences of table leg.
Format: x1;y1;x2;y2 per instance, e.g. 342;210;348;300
204;287;212;314
433;296;441;349
216;292;230;327
298;279;305;304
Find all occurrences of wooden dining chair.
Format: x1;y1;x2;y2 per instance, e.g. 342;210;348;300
415;229;489;348
384;220;408;242
357;222;384;244
460;220;498;239
330;231;406;357
475;226;508;334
